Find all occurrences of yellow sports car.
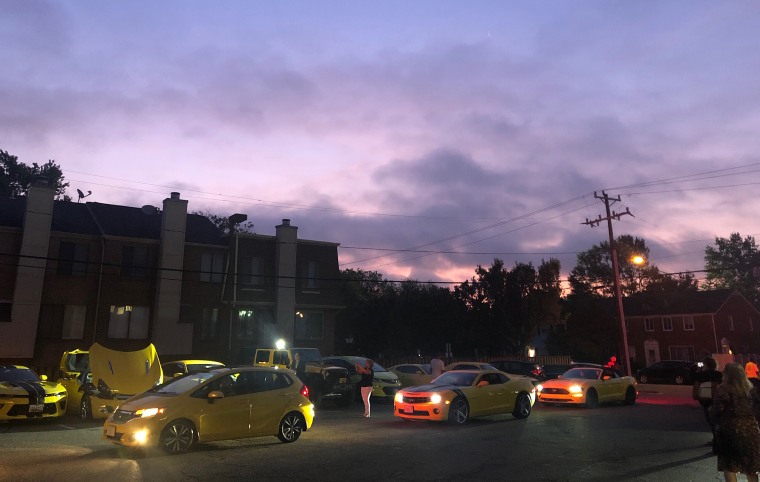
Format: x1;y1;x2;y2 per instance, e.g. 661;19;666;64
444;361;498;371
388;364;434;388
81;343;163;419
0;365;67;420
161;360;225;379
103;366;314;454
393;369;535;424
57;348;90;417
536;366;638;408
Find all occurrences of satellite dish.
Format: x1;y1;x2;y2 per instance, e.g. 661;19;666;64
76;189;92;203
141;205;158;215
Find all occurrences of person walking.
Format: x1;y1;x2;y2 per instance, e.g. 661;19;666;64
710;363;760;482
430;354;444;378
693;357;723;445
356;358;374;418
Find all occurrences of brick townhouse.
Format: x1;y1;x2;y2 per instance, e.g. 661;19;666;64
0;179;342;374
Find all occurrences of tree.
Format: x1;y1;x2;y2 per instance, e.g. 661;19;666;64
705;233;760;305
0;149;70;199
193;210;255;234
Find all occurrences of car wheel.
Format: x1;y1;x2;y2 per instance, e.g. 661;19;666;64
277;412;304;443
80;395;92;420
448;397;469;425
624;386;636;405
674;375;685;385
585;389;598;409
638;374;649;384
160;420;196;455
513;392;532;419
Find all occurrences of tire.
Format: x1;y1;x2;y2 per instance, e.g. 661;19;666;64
277;412;305;443
448;397;469;425
513;392;532;419
80;395;92;420
638;374;649;384
585;389;598;409
674;375;685;385
624;386;636;406
160;420;196;455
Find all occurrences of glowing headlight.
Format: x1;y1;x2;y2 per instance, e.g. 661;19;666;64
133;429;149;444
430;393;442;404
536;384;543;392
135;407;164;418
568;385;583;394
394;392;403;403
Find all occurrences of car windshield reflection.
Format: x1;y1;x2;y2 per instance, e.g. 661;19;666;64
432;372;477;387
562;368;601;380
151;371;218;394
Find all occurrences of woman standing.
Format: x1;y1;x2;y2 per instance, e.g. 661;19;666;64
356;358;374;418
710;363;760;482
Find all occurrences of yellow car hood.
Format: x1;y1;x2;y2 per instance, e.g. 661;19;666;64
89;343;163;395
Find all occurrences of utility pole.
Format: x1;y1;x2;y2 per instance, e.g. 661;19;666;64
582;191;634;377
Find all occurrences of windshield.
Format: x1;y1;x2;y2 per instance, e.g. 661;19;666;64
150;371;217;394
186;363;224;372
291;348;322;363
563;368;601;380
432;371;477;387
0;368;42;383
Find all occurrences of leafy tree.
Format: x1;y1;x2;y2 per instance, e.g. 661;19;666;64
0;149;70;199
193;210;255;234
704;233;760;305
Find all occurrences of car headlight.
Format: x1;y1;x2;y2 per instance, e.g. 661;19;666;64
430;393;442;404
568;385;583;394
394;392;403;403
536;384;543;392
135;407;165;418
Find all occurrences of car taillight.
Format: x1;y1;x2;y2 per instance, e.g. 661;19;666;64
300;384;309;398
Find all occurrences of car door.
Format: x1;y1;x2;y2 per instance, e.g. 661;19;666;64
249;370;294;436
194;372;252;442
597;368;624;402
483;373;512;414
467;374;499;416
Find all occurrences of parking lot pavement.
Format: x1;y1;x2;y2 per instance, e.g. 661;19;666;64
636;383;693;397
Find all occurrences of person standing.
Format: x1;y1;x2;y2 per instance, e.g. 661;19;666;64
289;352;306;382
693;357;723;445
430;354;444;378
745;357;760;389
356;358;374;418
710;363;760;482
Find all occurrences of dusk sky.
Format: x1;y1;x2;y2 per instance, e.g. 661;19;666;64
3;1;760;286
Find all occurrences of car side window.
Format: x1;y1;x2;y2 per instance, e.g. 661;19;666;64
255;350;271;364
193;373;240;398
273;351;290;366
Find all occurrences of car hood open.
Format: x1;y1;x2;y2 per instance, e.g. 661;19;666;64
89;343;163;396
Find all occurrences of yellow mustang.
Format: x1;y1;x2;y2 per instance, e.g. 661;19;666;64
0;365;67;420
103;366;314;454
536;366;638;408
393;369;535;424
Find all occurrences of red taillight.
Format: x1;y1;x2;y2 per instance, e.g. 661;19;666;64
300;384;309;398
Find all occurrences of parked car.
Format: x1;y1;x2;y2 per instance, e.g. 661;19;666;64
393;369;535;424
490;360;546;381
102;366;313;454
57;348;91;417
323;356;401;399
162;360;225;379
537;366;638;408
0;365;68;420
388;364;434;387
543;364;572;380
444;362;498;371
636;360;697;385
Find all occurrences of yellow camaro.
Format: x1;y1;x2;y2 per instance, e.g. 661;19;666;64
0;365;67;420
393;369;535;424
536;366;638;408
103;366;314;454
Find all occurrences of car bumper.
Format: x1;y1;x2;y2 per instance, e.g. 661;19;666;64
537;392;585;405
92;396;129;420
103;415;164;448
0;395;67;420
393;401;450;421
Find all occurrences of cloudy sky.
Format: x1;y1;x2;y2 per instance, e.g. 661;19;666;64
3;1;760;286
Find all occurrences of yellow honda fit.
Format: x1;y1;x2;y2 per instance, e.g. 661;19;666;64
103;366;314;454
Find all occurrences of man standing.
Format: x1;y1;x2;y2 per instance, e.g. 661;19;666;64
693;357;722;449
430;354;444;378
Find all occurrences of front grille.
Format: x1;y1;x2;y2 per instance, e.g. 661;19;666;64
400;396;430;404
541;388;569;395
112;409;139;423
7;402;58;416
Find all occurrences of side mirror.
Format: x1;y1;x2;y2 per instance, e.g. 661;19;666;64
602;375;611;381
476;380;489;387
173;372;184;378
207;390;224;403
40;374;48;381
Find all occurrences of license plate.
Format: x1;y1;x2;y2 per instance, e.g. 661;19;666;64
105;425;115;437
28;404;44;413
403;404;412;414
339;377;346;383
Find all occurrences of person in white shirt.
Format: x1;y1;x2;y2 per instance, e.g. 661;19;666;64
430;355;444;378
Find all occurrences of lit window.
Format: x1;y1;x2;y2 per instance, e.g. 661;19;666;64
108;305;149;339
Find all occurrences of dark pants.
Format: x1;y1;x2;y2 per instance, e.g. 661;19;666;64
700;401;715;434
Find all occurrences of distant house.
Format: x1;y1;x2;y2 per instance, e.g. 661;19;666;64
624;289;760;367
0;180;342;373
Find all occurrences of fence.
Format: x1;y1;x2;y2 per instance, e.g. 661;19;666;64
376;354;572;368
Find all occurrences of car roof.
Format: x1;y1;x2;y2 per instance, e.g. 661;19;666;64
163;360;224;365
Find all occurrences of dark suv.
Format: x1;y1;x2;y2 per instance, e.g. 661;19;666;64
636;360;697;385
490;360;545;382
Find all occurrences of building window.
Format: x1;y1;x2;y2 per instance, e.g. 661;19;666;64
0;302;10;322
662;317;673;331
236;309;255;339
669;346;696;362
683;316;694;331
729;315;734;331
62;305;86;339
57;241;89;276
295;311;324;340
645;318;654;332
201;307;218;340
239;256;262;285
201;252;224;283
121;246;149;277
108;305;150;339
302;261;319;290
